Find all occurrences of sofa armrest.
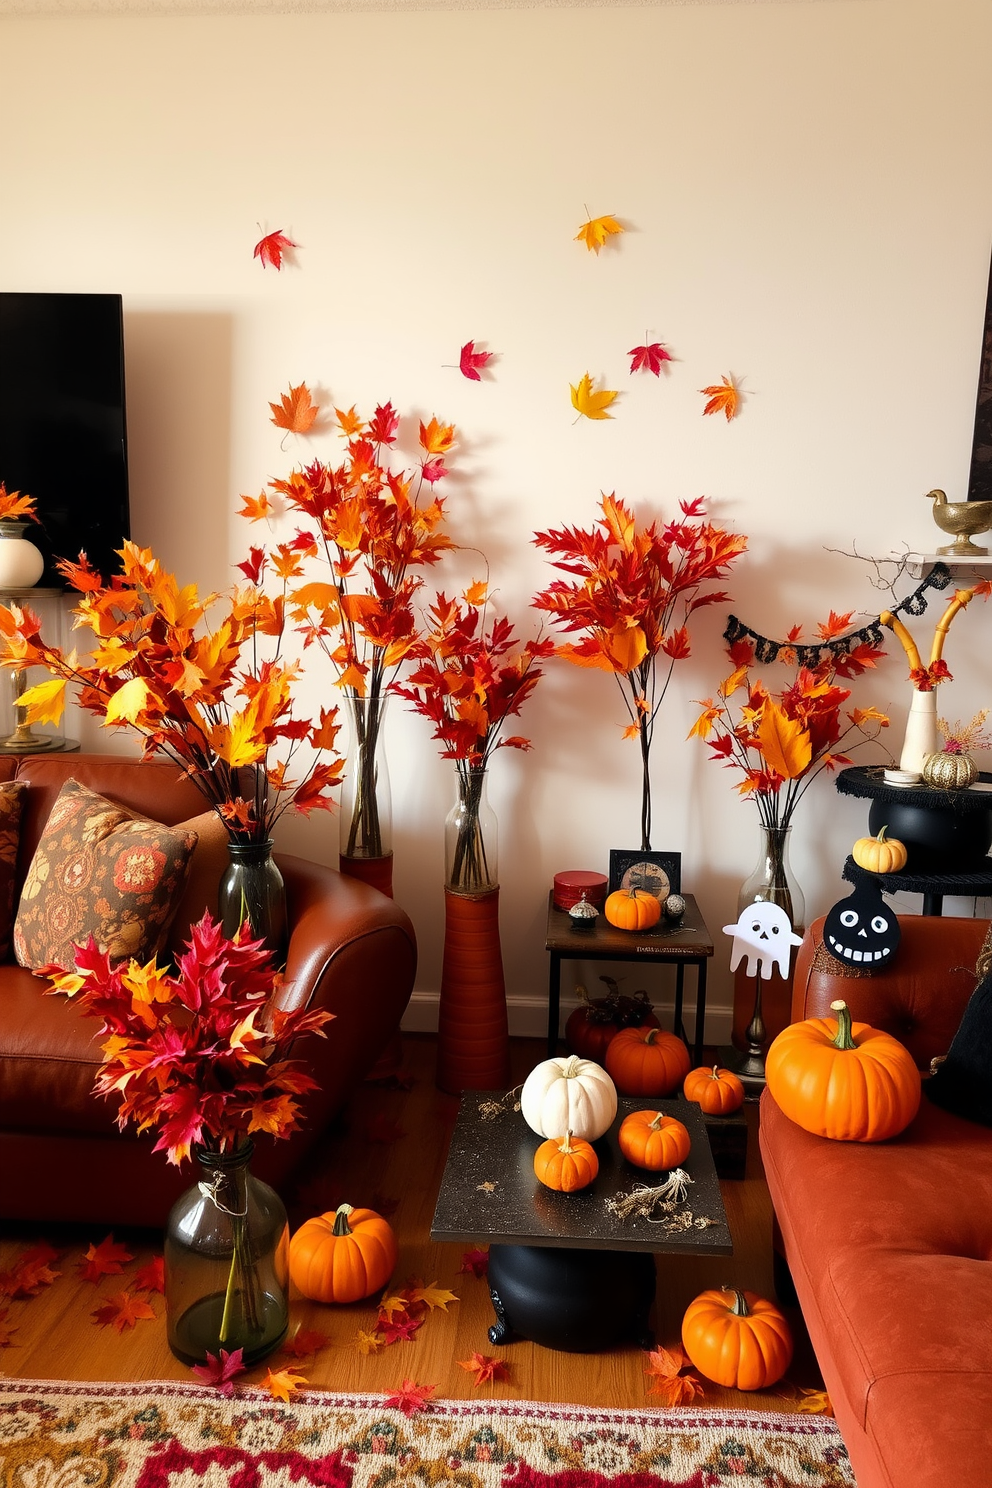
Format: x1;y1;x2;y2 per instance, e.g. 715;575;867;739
791;913;988;1069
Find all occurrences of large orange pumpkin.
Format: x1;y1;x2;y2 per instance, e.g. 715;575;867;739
533;1131;599;1192
682;1287;793;1390
618;1109;691;1171
605;1026;691;1096
289;1203;398;1304
765;998;921;1142
683;1064;746;1116
604;887;662;932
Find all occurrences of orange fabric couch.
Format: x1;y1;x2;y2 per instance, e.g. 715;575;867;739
0;753;416;1228
759;913;991;1488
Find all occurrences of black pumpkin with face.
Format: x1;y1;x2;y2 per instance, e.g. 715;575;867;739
823;882;900;972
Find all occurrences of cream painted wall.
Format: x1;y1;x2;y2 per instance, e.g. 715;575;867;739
3;0;991;1036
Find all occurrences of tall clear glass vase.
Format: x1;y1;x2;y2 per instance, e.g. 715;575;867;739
217;839;288;966
164;1141;289;1367
732;824;806;1087
444;764;497;894
339;694;393;898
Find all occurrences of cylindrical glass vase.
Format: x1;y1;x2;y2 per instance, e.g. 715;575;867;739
218;839;288;965
732;823;806;1064
445;765;498;893
340;694;392;862
737;823;805;930
164;1141;289;1367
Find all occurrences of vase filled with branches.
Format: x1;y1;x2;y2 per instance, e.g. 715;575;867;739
397;585;551;1092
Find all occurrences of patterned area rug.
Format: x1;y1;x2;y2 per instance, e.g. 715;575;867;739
0;1378;857;1487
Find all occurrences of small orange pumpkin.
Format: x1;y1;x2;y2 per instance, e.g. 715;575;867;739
533;1130;599;1192
682;1286;793;1390
289;1203;398;1304
765;998;921;1142
683;1064;746;1116
605;1026;691;1096
618;1109;691;1170
604;887;662;932
851;825;908;874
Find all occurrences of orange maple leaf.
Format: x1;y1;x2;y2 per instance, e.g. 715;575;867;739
335;405;365;436
269;383;319;435
756;700;812;779
700;375;741;421
132;1256;165;1294
458;1351;510;1386
91;1291;157;1332
239;490;273;522
419;417;456;456
281;1326;330;1358
575;213;624;253
263;1366;308;1402
644;1343;705;1405
77;1235;135;1283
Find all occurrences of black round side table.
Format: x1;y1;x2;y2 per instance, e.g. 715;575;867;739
836;765;992;915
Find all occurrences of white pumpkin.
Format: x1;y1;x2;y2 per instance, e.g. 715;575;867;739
520;1054;618;1141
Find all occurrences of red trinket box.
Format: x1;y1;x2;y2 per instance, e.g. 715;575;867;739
553;870;608;912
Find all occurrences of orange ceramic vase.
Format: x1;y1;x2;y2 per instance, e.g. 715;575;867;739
437;886;510;1094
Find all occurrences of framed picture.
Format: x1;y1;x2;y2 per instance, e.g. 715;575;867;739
608;849;681;901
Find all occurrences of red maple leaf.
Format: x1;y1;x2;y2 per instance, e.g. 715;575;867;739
281;1327;330;1358
191;1347;246;1395
644;1343;705;1405
458;340;493;381
380;1310;424;1345
253;230;298;270
628;341;672;376
91;1291;157;1333
458;1352;510;1386
383;1378;437;1416
0;1242;61;1299
133;1256;165;1294
458;1248;489;1278
421;457;449;485
77;1235;134;1283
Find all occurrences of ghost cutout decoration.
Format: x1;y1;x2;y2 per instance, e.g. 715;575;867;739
822;881;900;972
723;901;803;981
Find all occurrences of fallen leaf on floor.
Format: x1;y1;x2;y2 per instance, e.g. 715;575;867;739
644;1343;705;1405
575;213;624;253
407;1282;458;1312
378;1293;412;1321
77;1235;135;1283
0;1242;61;1299
380;1310;424;1345
191;1347;246;1395
366;1114;406;1144
355;1328;385;1355
263;1367;308;1403
91;1291;157;1333
797;1388;834;1415
281;1326;330;1358
458;1352;510;1386
0;1307;18;1347
384;1378;437;1416
132;1257;165;1294
458;1248;489;1278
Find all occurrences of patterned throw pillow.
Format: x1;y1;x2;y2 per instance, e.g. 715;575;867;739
13;778;199;973
0;780;26;960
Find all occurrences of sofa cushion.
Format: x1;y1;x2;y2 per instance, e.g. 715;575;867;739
760;1089;992;1488
13;778;198;972
0;781;26;961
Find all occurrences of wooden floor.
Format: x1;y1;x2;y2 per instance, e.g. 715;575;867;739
1;1034;823;1410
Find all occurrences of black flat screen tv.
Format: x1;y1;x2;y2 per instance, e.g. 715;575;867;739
0;292;130;586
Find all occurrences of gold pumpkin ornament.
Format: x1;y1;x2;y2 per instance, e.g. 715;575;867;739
851;825;908;874
921;750;979;790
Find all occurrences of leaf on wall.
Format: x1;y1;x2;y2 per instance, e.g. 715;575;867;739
700;375;741;421
457;341;494;381
269;383;319;435
629;342;672;376
253;230;298;270
570;373;618;421
575;214;624;253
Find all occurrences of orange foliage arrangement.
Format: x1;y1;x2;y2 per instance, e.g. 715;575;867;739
0;481;38;522
0;541;342;842
395;585;552;892
533;494;747;849
690;612;889;835
241;395;456;862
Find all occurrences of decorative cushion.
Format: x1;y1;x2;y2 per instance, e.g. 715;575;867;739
925;966;992;1127
13;778;199;972
0;780;26;960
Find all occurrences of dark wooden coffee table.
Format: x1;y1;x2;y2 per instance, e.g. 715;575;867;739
430;1089;732;1353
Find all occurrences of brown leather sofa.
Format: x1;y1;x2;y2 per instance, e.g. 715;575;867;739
0;753;416;1229
759;913;991;1488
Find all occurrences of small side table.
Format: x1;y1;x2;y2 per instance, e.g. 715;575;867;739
545;891;714;1064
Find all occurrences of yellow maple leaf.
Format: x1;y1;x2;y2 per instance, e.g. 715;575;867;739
419;417;456;456
408;1282;458;1311
463;581;488;607
719;666;749;700
209;710;268;770
575;213;624;253
570;373;617;422
263;1366;307;1403
105;677;150;726
355;1328;384;1354
15;675;67;726
797;1387;833;1414
756;701;812;780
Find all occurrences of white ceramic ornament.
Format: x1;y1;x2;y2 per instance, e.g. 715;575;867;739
723;902;803;980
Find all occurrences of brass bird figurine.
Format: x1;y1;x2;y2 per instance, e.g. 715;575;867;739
926;488;992;556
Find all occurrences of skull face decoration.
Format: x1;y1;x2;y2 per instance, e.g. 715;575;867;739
822;881;900;972
723;902;803;980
